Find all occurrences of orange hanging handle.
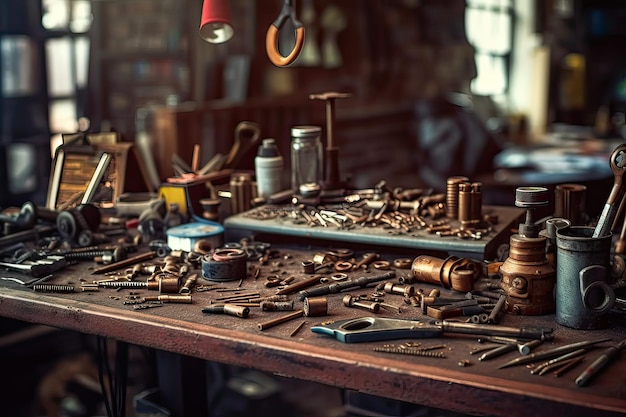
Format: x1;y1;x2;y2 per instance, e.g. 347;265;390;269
265;0;305;67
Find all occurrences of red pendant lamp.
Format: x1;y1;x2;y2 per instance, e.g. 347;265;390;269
199;0;233;44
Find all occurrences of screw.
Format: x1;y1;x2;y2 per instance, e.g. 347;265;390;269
95;281;154;289
373;346;445;358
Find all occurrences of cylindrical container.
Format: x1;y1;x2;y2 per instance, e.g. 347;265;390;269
554;183;586;225
290;126;323;191
165;221;224;253
555;226;615;329
254;138;284;199
445;176;469;219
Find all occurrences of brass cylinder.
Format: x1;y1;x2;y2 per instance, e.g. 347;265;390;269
222;304;250;317
304;296;328;316
446;176;469;219
144;294;192;303
471;182;483;223
457;182;472;225
158;274;181;293
411;255;480;292
257;310;304;330
554;183;586;225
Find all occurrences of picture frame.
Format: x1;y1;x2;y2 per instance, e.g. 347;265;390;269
46;133;154;210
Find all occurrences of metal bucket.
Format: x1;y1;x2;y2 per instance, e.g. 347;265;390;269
555;226;615;329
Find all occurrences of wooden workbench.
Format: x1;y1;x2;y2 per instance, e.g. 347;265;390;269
0;245;625;417
224;205;524;261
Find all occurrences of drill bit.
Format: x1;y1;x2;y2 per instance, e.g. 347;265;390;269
498;338;612;369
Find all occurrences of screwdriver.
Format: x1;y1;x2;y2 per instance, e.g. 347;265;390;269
575;339;626;387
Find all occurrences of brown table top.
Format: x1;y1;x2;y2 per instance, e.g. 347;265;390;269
0;245;625;417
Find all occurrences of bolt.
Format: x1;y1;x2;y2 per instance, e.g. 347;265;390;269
488;293;507;324
383;282;415;297
64;245;127;263
180;273;198;294
343;295;380;312
518;339;543;355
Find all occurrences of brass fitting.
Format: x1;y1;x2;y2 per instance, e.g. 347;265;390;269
411;255;482;293
202;303;250;318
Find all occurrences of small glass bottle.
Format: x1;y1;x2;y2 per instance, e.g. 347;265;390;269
290;125;323;192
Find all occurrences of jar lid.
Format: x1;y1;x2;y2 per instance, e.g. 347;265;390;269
291;125;321;138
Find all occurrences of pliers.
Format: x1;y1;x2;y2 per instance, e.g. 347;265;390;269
266;0;305;67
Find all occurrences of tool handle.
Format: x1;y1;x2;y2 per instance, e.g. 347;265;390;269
440;320;554;341
266;25;305;67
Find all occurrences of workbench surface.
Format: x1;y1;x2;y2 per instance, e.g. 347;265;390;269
0;245;625;417
224;205;523;260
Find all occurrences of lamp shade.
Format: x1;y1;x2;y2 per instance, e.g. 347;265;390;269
199;0;234;44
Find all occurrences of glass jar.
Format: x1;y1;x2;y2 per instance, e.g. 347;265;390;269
290;125;323;191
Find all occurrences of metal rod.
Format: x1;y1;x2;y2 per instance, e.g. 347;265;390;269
91;251;156;274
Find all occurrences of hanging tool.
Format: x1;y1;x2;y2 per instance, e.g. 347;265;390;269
266;0;305;67
222;121;261;169
592;143;626;238
311;316;554;343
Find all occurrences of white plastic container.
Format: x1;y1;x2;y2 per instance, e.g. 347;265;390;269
254;138;284;199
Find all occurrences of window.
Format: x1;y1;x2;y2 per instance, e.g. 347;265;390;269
465;0;514;98
41;0;93;153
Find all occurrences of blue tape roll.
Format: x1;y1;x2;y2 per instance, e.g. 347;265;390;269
165;221;224;253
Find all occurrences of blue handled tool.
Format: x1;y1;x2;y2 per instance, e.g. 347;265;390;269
311;316;554;343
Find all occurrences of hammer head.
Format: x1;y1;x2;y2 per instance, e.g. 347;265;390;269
309;92;352;101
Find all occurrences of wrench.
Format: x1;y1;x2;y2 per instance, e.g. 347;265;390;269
593;143;626;238
0;255;67;278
